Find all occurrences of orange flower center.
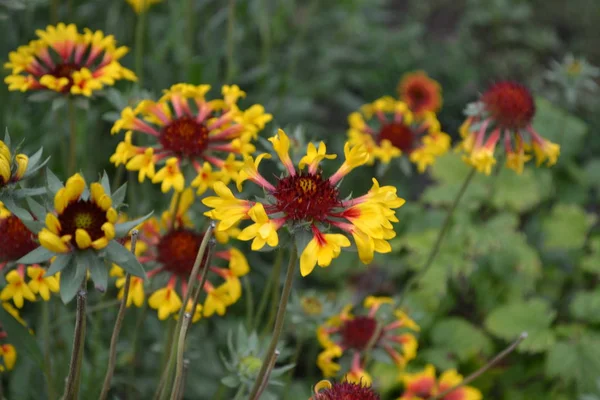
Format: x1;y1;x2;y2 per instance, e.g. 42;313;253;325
378;123;415;153
160;116;209;157
341;316;380;351
0;215;37;262
157;229;206;277
272;172;340;222
481;81;535;130
58;201;107;244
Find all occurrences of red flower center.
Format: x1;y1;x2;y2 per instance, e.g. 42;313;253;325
57;201;107;245
481;81;535;130
0;216;37;262
49;62;82;92
378;123;415;153
341;316;380;351
157;229;206;277
406;84;431;113
160;116;209;158
314;381;380;400
272;172;340;222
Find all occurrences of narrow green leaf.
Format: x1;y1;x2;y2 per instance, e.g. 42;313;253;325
45;168;63;195
114;211;154;238
104;241;146;278
111;183;127;208
2;196;31;221
0;306;44;368
100;171;111;195
293;228;312;257
17;246;54;264
14;187;47;199
82;250;108;292
59;261;86;304
25;197;47;221
20;220;44;234
46;253;73;276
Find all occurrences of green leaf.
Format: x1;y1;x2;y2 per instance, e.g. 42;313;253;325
570;291;600;324
45;168;63;195
546;335;600;393
2;196;31;221
59;261;87;304
430;317;494;362
485;298;556;353
112;183;127;207
100;171;111;195
114;211;154;238
0;305;43;368
293;227;312;257
82;250;109;292
583;159;600;190
491;168;550;212
46;253;73;276
582;238;600;274
542;204;596;251
25;197;47;221
17;246;54;264
104;241;147;278
20;220;45;235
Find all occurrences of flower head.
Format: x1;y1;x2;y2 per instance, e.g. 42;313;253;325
458;81;560;175
311;379;381;400
110;83;272;193
4;23;136;96
398;364;482;400
0;132;47;198
122;188;250;320
126;0;162;13
204;129;404;276
317;297;419;383
0;202;37;266
398;71;442;116
347;97;450;172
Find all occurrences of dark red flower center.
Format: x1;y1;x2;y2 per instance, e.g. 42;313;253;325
481;81;535;130
406;84;430;112
378;123;415;153
314;381;380;400
49;62;82;92
57;201;107;244
157;229;207;277
0;215;37;262
160;116;209;158
341;316;380;351
272;172;341;222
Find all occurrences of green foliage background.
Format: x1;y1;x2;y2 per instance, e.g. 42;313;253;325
1;0;599;399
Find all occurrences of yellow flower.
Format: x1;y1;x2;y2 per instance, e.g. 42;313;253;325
0;344;17;371
345;366;373;387
153;158;185;193
126;147;156;182
148;287;182;320
1;270;36;308
317;345;343;377
237;203;281;250
329;143;369;185
268;128;296;175
203;182;252;231
126;0;162;14
298;141;337;174
532;138;560;167
26;266;59;301
300;231;351;277
506;148;532;175
203;283;234;317
227;248;250;276
465;147;496;176
116;276;145;307
399;364;482;400
4;23;136;96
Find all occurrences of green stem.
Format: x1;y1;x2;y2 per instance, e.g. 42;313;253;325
62;283;87;400
170;192;182;230
225;0;236;82
253;247;283;331
67;97;77;175
135;9;147;86
248;245;298;399
127;304;148;400
400;167;477;304
243;276;254;330
212;383;225;400
99;231;139;400
42;302;56;400
264;249;284;335
232;384;246;400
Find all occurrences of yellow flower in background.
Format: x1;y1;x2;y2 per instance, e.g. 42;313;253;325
203;129;405;277
126;0;162;14
347;97;450;172
398;71;443;116
0;269;35;308
458;81;560;175
316;297;419;382
4;23;136;97
38;173;118;254
110;83;272;193
26;266;59;301
0;139;29;189
0;344;16;371
398;364;482;400
115;188;250;321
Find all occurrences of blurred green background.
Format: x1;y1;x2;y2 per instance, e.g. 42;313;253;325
1;0;600;399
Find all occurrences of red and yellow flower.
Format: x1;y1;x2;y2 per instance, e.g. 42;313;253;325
458;81;560;175
398;364;482;400
113;188;250;321
4;23;136;97
347;97;450;172
311;379;381;400
110;83;272;193
203;129;405;277
317;297;419;384
398;71;442;117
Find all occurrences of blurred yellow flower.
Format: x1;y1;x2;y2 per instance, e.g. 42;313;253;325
126;0;162;14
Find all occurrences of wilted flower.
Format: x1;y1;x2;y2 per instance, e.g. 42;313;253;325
398;71;442;117
126;0;162;13
118;188;249;320
347;97;450;172
311;379;380;400
203;129;405;277
458;81;560;175
4;23;136;97
110;83;271;193
398;364;482;400
317;297;419;384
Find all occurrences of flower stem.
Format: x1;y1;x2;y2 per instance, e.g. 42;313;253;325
263;248;285;335
400;167;477;304
42;301;56;400
135;9;147;86
248;245;298;400
62;283;88;400
244;276;254;330
67;97;77;175
430;332;528;400
255;350;280;399
225;0;236;82
253;247;283;331
99;230;139;400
